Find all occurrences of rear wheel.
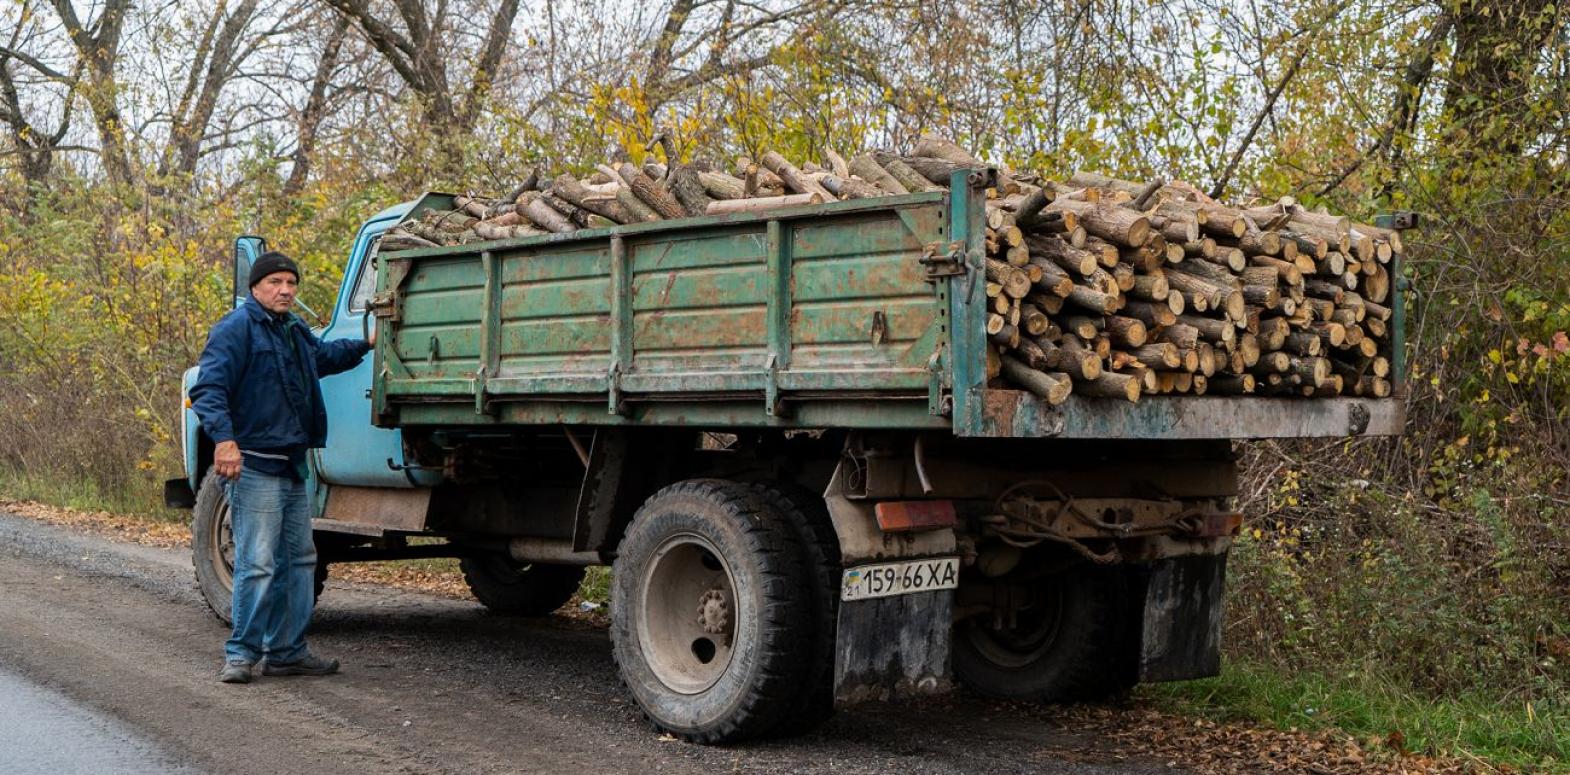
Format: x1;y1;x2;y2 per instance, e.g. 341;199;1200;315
610;479;812;743
190;470;326;626
953;565;1136;702
459;553;584;616
750;480;840;735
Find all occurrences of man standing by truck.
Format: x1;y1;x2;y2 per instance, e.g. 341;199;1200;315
189;251;371;684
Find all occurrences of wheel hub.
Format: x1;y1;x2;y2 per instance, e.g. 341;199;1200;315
696;588;730;635
637;534;740;695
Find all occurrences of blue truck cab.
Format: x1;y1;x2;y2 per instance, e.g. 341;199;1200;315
169;201;423;509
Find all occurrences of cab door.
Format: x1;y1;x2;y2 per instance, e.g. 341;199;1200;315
312;219;422;487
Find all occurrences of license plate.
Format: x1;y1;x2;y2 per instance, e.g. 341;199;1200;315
841;557;959;602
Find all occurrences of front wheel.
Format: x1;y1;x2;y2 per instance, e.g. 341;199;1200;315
190;470;325;626
610;480;812;743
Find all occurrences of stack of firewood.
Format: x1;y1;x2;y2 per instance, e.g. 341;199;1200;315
382;135;1398;404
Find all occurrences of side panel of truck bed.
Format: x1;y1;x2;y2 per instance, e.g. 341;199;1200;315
377;194;953;428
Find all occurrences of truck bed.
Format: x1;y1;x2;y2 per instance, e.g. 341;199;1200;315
371;187;1403;439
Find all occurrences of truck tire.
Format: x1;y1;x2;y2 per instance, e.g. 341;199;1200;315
190;470;326;626
953;566;1136;702
458;553;584;616
610;480;812;743
749;480;840;736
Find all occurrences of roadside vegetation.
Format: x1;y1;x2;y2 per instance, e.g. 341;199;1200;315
1;1;1565;769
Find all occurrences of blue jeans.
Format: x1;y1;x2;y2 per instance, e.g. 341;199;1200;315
224;468;317;664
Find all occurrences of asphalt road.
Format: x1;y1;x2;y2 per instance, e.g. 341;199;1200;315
0;511;1185;775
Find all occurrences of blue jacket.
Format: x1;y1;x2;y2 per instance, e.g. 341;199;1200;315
190;296;369;451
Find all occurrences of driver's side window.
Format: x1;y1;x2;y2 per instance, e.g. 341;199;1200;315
348;236;381;313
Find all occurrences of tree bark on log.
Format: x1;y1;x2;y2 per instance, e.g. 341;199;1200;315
616;162;686;219
761;151;836;200
552;174;635;224
849;153;908;194
705;193;823;215
870;150;944;193
667;165;715;216
1000;356;1072;404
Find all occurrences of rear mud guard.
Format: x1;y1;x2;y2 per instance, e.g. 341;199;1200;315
1138;553;1227;682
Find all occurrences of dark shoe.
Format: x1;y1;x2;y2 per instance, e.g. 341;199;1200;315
262;654;340;677
219;661;254;684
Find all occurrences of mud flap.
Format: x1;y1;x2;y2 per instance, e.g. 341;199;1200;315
833;589;954;705
1138;553;1226;682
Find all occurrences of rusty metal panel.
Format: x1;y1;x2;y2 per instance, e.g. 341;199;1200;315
976;391;1405;440
322;486;431;531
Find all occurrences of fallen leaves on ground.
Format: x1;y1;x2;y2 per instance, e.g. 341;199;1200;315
0;498;1513;774
0;499;190;548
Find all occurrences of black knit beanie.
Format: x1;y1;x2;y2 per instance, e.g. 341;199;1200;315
248;251;301;287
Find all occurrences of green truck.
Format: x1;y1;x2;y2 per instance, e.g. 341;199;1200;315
177;170;1404;743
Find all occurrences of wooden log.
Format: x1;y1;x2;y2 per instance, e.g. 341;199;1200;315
735;156;786;196
1125;343;1182;369
816;172;883;199
1030;235;1098;276
849;153;908;195
1075;371;1141;402
667;166;715;216
1020;304;1052;337
1061;279;1124;313
1047;198;1152;247
824;147;851;179
913;134;1024;194
1128;272;1171;303
1013;186;1058;231
986;259;1032;299
871;150;944;193
1357;376;1392;397
1249;254;1304;286
1310;321;1347;348
1105;315;1148;348
760;151;836;201
1055;337;1104;380
551;174;635;224
1207;374;1256;394
698;170;747;200
1059;316;1101;341
1284;331;1323;357
1159;323;1201;352
705;193;824;215
990;323;1020;349
1177;313;1236;345
1119;299;1175;329
1197;342;1218;376
1290;357;1331;387
1242;283;1280;308
527;195;589;233
454;195;489;218
1000;356;1072;404
1180;255;1242;285
615;163;685;219
1165;271;1245;321
1027;258;1075;297
1184;237;1218;259
472;220;547;241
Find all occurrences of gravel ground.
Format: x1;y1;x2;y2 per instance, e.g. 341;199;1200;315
0;510;1181;775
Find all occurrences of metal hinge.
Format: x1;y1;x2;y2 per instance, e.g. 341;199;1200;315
919;241;967;280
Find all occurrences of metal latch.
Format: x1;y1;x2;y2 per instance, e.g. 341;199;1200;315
920;241;967;280
367;290;401;322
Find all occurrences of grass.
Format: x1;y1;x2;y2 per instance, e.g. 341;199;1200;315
0;469;182;521
1144;662;1570;773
